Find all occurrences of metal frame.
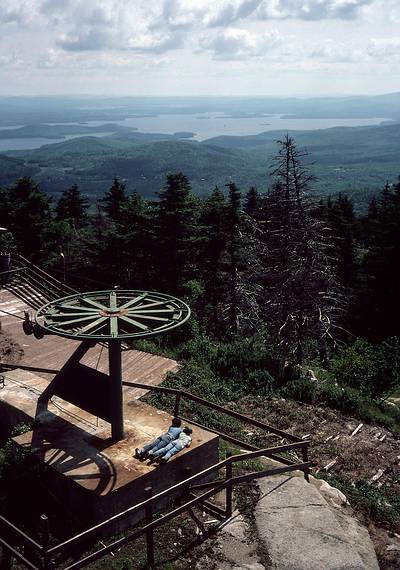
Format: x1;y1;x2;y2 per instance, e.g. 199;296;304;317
28;288;189;442
35;290;191;341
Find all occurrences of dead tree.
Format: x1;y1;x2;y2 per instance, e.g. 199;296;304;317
260;135;344;364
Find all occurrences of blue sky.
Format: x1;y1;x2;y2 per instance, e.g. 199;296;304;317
0;0;399;96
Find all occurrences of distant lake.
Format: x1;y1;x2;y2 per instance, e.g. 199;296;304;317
0;113;388;151
0;132;115;152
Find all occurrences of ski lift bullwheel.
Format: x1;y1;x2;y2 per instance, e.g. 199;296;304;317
34;290;190;441
35;290;190;341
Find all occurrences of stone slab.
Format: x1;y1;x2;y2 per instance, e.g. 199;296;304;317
255;475;365;570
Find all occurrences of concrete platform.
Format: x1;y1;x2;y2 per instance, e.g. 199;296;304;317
0;369;219;533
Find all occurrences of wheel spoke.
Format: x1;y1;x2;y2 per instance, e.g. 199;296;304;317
109;292;117;311
56;304;99;313
48;312;99;318
51;314;100;327
130;301;170;310
80;316;108;334
129;309;176;315
80;297;109;310
128;314;170;322
120;315;149;331
119;293;148;310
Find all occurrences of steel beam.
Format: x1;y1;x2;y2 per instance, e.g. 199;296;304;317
108;340;124;441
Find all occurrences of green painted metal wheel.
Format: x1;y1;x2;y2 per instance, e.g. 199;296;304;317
35;290;190;341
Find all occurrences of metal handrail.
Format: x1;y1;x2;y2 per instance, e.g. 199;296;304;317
122;380;304;442
47;440;309;557
0;364;310;568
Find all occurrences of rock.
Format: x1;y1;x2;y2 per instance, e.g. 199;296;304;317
216;511;265;569
331;507;379;570
311;478;348;508
254;475;365;570
387;544;400;552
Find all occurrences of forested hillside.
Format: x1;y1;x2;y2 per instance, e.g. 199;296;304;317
1;122;399;209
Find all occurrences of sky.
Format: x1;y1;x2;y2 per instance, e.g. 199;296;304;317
0;0;399;97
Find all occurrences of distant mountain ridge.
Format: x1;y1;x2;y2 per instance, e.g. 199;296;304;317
1;121;399;211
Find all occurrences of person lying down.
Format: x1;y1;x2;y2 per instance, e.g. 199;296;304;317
150;427;192;463
135;417;182;460
135;423;193;463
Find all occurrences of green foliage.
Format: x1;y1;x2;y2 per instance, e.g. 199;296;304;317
99;177;128;222
318;473;400;529
280;368;400;431
0;177;55;261
0;424;31;479
281;373;318;404
55;184;89;227
329;337;400;399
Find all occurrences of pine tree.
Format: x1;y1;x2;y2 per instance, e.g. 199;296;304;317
155;173;199;294
0;177;54;261
116;192;157;288
56;184;89;227
358;179;400;340
99;177;128;222
244;187;261;219
199;187;229;329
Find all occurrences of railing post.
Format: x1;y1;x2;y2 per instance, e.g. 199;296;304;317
302;444;310;482
41;514;54;570
225;451;233;519
173;393;181;418
144;486;155;569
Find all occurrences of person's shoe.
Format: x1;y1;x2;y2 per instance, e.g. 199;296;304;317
134;448;141;459
157;456;168;463
142;451;149;460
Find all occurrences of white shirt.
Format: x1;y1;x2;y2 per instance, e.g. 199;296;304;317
177;432;191;447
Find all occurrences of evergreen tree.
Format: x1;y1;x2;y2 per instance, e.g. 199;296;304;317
199;187;229;329
116;192;157;288
357;179;400;340
0;177;54;261
244;186;261;219
155;173;199;294
99;177;128;222
55;184;89;227
226;182;242;333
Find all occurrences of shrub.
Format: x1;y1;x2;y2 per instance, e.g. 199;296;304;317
281;372;317;404
329;337;400;399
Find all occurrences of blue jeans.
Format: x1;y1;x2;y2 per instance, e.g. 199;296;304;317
141;435;170;454
153;440;185;460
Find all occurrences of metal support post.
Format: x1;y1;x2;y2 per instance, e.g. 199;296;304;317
144;486;155;569
302;445;310;482
225;451;233;518
109;340;124;442
41;514;54;570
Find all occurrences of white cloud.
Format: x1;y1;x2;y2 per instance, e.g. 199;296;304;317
0;0;398;95
367;37;400;60
307;40;360;62
0;53;24;68
200;27;282;59
255;0;372;20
